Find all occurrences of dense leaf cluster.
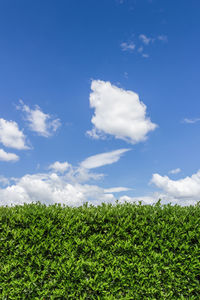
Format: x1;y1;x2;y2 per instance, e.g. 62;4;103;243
0;200;200;299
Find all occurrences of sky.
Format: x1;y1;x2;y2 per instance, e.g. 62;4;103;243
0;0;200;207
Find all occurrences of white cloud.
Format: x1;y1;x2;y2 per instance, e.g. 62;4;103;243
0;175;10;186
70;167;104;183
183;118;200;124
139;34;167;45
48;155;108;184
17;100;61;137
121;34;167;58
104;187;131;193
169;168;181;175
1;147;198;208
120;42;135;52
142;53;149;58
0;167;198;207
0;173;82;207
151;170;200;200
0;118;29;150
48;161;71;173
47;149;128;182
119;191;199;207
138;46;144;53
1;169;161;208
0;172;117;207
86;128;105;140
157;35;168;42
0;149;132;207
139;34;153;45
124;72;128;79
87;80;157;144
80;149;130;169
0;149;19;162
119;194;157;205
138;47;149;58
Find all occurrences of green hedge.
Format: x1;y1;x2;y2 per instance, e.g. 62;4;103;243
0;200;200;299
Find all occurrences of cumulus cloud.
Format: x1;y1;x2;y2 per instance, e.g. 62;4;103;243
48;161;71;173
151;170;200;200
86;80;157;144
0;172;118;207
0;118;29;150
2;146;198;207
80;149;130;169
120;42;135;52
169;168;181;175
0;173;82;207
0;149;133;207
0;149;19;162
0;169;138;208
0;167;198;207
17;100;61;137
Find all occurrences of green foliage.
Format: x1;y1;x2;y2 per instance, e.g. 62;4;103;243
0;199;200;299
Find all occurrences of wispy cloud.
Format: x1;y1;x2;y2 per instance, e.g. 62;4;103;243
121;34;167;58
17;100;61;137
157;35;168;42
80;149;130;169
0;118;29;150
142;53;149;58
139;34;153;45
169;168;181;174
124;72;128;79
182;118;200;124
48;161;71;173
0;175;10;186
104;187;131;193
138;46;143;53
139;34;168;45
120;42;135;52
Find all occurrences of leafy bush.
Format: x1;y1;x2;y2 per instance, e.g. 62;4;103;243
0;200;200;299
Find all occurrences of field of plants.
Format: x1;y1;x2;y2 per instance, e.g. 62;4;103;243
0;200;200;299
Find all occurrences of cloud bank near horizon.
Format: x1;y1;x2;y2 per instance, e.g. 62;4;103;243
151;170;200;203
0;149;133;207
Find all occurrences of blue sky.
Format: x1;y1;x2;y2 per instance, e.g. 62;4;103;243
0;0;200;207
